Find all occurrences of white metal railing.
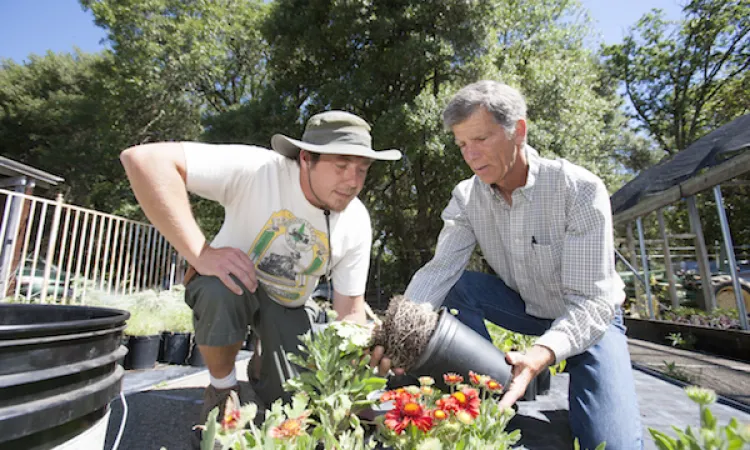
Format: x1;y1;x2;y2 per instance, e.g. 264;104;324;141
616;235;750;272
0;189;187;303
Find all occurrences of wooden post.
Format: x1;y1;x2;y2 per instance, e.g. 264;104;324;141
686;196;716;311
656;209;679;308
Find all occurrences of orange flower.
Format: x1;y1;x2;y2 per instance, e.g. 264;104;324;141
468;370;490;387
269;414;309;439
436;387;481;418
380;388;415;404
443;373;464;386
384;399;434;434
433;409;448;421
486;379;503;391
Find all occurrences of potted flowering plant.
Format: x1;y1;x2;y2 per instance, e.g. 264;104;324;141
375;372;520;449
199;318;522;449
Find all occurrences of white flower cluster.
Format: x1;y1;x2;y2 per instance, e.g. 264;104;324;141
329;321;373;352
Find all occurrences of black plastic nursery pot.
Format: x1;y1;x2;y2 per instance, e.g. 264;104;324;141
124;334;161;370
0;303;129;449
520;369;554;401
410;308;514;392
160;331;191;365
188;339;206;367
536;368;551;396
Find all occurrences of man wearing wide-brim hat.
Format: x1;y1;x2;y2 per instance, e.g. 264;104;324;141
120;110;401;443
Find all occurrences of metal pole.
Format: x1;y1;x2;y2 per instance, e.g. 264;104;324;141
615;249;647;287
636;217;654;319
713;185;749;330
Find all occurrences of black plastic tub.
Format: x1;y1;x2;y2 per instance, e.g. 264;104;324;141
0;303;129;449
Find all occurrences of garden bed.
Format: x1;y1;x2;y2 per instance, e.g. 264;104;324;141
625;317;750;363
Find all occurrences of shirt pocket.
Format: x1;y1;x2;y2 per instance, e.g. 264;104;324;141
530;242;562;295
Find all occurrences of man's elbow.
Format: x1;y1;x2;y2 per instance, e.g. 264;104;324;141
120;145;147;173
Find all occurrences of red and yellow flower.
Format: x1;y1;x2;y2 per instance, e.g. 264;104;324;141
443;373;464;386
432;409;448;421
380;388;415;404
486;379;503;392
436;387;481;418
269;413;310;439
384;398;434;434
468;370;490;387
221;407;241;431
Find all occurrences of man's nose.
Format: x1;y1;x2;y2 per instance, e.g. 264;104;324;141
344;165;364;188
462;144;479;161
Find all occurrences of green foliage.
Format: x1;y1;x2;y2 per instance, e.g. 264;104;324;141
487;322;537;353
662;360;697;384
285;321;386;449
486;322;567;376
574;437;607;450
85;287;188;335
648;386;750;449
603;0;750;154
7;0;730;307
0;50;200;212
83;0;270;114
201;321;385;449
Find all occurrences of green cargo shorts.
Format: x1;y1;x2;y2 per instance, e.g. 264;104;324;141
184;274;318;406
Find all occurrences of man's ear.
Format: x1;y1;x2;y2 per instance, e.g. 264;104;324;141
299;149;310;167
514;119;527;146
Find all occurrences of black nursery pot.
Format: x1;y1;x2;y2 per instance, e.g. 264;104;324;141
188;339;206;367
536;368;551;396
410;308;513;392
160;332;191;365
124;335;161;370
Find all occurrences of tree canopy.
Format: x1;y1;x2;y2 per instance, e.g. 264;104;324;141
1;0;748;301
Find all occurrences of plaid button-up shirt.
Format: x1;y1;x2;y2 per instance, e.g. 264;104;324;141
404;146;624;362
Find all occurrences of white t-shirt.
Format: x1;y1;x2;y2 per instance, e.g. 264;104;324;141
183;142;372;308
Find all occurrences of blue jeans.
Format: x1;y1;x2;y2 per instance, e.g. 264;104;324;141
444;271;643;450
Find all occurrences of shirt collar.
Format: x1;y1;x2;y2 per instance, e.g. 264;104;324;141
518;144;540;201
481;144;540;203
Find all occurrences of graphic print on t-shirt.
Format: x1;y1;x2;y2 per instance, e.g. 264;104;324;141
249;209;328;304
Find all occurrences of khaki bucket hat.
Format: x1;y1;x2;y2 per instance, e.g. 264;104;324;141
271;110;402;161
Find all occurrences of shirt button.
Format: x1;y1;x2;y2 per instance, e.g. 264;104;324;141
514;238;520;243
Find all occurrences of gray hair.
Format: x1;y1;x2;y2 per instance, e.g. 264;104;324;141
442;80;527;138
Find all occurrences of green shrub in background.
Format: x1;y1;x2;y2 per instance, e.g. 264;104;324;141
84;287;189;336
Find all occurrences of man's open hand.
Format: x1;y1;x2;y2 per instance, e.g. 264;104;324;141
193;246;258;295
366;344;405;377
499;344;555;409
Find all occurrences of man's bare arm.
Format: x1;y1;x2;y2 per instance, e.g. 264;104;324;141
120;143;257;294
332;290;367;324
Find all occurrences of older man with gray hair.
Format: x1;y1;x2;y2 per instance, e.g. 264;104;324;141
405;80;643;449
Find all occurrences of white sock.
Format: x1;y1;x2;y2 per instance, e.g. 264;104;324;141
210;368;237;390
